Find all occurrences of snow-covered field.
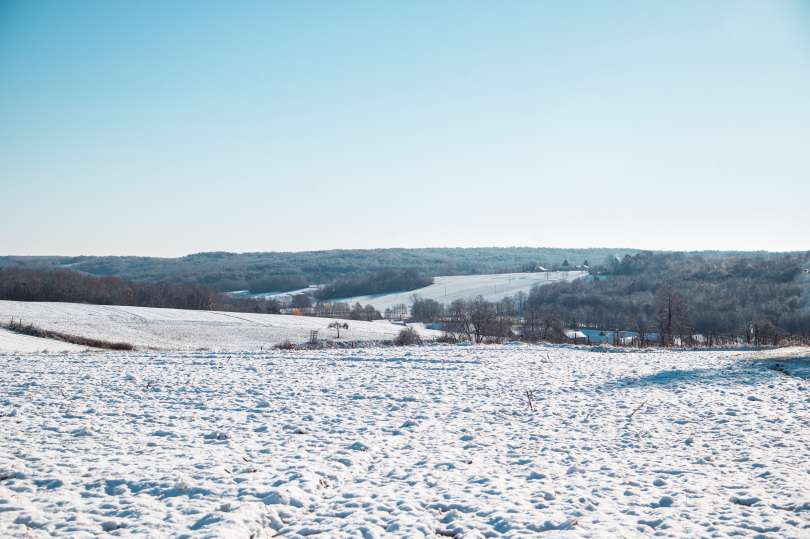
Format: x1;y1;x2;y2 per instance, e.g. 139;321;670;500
0;301;439;352
2;344;809;537
0;328;84;354
339;271;587;311
228;286;320;301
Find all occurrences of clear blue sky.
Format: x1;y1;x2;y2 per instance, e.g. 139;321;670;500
1;1;809;256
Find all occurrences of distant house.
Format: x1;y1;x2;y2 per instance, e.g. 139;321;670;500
554;259;590;272
558;264;589;272
578;328;658;345
564;329;588;344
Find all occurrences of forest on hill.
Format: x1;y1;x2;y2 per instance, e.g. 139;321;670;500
0;267;272;313
409;251;810;346
0;247;639;292
531;251;810;344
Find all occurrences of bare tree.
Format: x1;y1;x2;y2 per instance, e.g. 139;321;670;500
468;296;496;343
655;286;689;346
328;321;348;338
446;299;473;341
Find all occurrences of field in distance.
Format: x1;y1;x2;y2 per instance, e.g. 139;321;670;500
320;271;588;311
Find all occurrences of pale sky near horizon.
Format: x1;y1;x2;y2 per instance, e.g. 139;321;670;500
1;1;809;257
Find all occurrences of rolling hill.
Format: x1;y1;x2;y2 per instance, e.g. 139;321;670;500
0;301;439;352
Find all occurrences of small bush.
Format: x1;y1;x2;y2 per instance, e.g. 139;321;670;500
274;340;296;350
395;327;422;346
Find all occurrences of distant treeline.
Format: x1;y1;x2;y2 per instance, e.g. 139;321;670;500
409;252;810;346
246;274;308;294
315;269;432;301
529;252;810;345
0;267;279;314
0;247;641;293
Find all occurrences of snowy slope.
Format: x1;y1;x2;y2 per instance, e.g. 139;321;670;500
228;286;320;301
338;271;587;311
1;344;809;537
0;328;84;353
0;301;439;352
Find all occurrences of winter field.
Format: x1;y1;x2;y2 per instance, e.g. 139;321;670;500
0;300;440;353
338;271;588;312
1;344;809;538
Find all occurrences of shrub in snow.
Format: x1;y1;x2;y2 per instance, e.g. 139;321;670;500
395;327;422;346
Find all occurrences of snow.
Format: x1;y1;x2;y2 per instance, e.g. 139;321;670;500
2;344;809;537
228;286;319;301
0;328;84;353
338;271;588;311
0;301;440;352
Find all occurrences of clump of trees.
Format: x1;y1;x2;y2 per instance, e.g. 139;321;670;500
384;303;409;320
289;294;313;309
409;296;444;322
309;301;381;321
247;274;308;294
348;302;382;321
442;296;516;343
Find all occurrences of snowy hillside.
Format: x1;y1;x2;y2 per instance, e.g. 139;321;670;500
0;301;439;352
0;327;84;353
338;271;587;311
1;344;809;537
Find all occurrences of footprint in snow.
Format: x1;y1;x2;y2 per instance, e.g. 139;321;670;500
348;441;369;451
730;495;761;506
651;495;674;508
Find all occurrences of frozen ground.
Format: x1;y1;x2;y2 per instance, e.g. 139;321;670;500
0;327;84;354
1;344;809;538
0;301;439;352
337;271;587;312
